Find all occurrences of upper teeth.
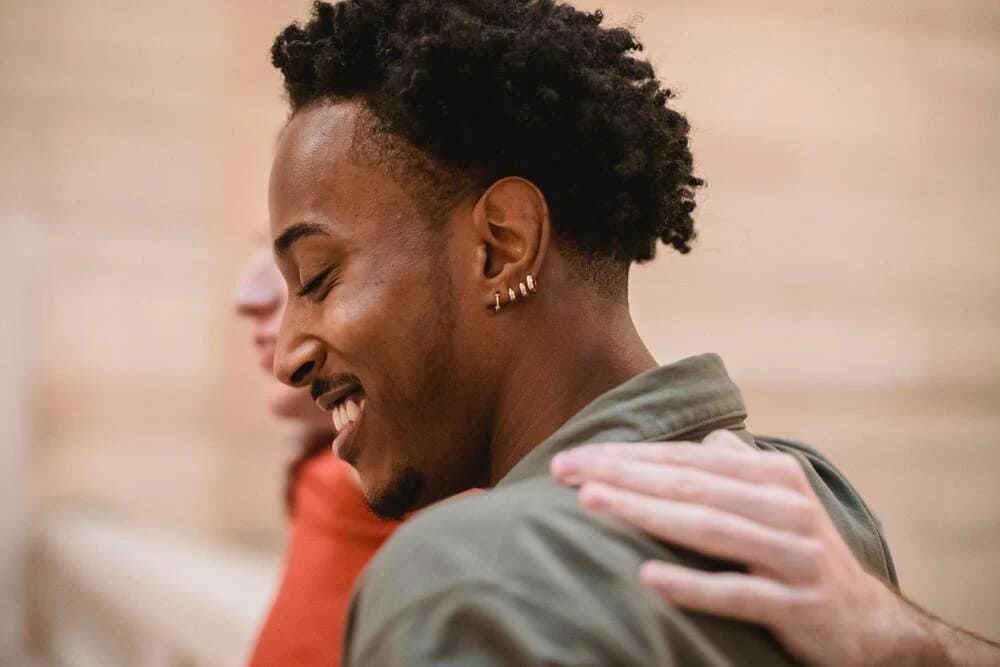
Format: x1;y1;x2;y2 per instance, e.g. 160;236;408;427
332;397;363;433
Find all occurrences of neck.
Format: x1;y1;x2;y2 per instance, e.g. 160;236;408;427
486;292;656;484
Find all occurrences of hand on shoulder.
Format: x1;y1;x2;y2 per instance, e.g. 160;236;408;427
551;430;999;667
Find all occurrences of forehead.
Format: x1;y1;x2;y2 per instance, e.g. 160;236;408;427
268;101;410;240
269;102;354;227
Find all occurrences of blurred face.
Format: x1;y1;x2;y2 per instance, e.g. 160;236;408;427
235;245;330;431
269;101;493;518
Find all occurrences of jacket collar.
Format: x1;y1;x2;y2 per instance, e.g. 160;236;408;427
499;353;747;487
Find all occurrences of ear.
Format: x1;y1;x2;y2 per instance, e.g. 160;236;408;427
471;177;550;305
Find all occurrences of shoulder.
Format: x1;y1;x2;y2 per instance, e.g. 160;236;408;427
361;471;779;604
359;478;618;599
347;477;793;666
754;434;898;584
347;479;672;664
358;476;676;620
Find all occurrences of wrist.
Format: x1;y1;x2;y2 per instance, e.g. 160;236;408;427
864;588;948;666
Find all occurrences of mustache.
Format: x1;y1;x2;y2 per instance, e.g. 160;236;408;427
310;373;361;401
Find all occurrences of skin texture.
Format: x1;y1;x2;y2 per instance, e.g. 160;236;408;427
551;430;1000;667
270;100;656;518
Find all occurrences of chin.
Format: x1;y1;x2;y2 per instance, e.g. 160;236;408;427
361;464;424;520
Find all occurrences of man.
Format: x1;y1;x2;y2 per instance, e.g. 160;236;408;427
266;1;894;664
238;246;1000;665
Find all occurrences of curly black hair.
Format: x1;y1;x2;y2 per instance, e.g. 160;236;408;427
271;0;702;287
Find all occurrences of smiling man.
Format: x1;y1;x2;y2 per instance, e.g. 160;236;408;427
266;1;896;665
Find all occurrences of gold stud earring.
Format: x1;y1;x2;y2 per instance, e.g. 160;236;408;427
526;274;537;293
508;287;517;303
519;282;529;297
494;292;502;312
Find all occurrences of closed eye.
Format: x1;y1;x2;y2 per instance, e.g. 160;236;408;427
297;267;335;298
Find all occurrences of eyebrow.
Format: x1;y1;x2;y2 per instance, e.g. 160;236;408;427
273;221;331;256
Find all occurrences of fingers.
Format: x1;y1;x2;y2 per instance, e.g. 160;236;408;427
554;453;816;534
553;432;811;494
702;429;747;451
579;481;821;582
639;561;795;627
549;431;828;582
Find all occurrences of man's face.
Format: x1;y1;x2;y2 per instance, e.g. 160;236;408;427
269;101;492;517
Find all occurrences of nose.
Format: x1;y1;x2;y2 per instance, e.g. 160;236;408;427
235;253;284;320
275;334;327;388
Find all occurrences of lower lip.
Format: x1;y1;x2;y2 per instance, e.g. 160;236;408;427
332;416;362;465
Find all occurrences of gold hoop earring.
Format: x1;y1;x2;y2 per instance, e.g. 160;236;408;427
526;274;537;293
508;287;517;303
518;282;529;297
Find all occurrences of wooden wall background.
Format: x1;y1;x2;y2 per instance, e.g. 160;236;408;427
1;0;997;646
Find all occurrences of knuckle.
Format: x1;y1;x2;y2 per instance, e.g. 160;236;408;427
699;512;737;544
786;493;814;517
787;587;821;618
671;476;703;502
787;463;811;490
791;513;819;536
609;492;642;521
664;445;696;465
601;458;627;484
803;500;828;531
705;430;744;452
628;501;655;527
778;454;800;475
783;493;820;531
756;450;785;470
795;536;826;567
703;429;729;445
768;453;805;485
727;584;758;616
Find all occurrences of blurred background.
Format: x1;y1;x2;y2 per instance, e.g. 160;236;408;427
1;0;997;665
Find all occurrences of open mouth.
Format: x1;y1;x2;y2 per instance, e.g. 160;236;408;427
330;388;365;434
314;378;368;461
316;382;367;436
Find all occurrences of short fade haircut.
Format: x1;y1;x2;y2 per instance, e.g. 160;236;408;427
272;0;702;294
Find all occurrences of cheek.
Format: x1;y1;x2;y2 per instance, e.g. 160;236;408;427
332;261;442;377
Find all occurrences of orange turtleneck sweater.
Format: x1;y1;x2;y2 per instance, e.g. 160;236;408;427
248;452;401;667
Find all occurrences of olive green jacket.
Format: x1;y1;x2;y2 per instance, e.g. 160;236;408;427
344;354;896;666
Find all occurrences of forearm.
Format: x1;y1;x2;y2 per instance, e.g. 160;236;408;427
915;601;1000;666
877;591;1000;666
